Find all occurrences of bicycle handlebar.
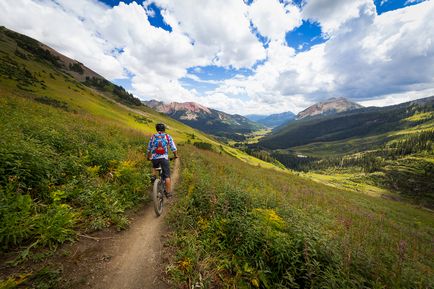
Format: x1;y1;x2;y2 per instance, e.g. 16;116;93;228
148;156;179;161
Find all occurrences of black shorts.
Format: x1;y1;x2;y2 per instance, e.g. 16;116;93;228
152;158;170;179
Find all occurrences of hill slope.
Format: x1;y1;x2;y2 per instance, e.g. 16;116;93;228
144;100;263;141
260;97;433;149
258;96;434;206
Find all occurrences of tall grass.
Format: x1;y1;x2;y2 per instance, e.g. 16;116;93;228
166;145;433;288
0;94;151;253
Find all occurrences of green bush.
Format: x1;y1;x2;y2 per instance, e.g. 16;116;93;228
34;204;76;249
0;184;35;250
193;142;213;151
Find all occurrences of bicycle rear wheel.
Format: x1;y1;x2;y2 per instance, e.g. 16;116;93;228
153;178;164;216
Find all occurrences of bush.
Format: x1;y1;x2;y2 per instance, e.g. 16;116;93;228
193;142;213;151
0;184;35;250
34;203;76;249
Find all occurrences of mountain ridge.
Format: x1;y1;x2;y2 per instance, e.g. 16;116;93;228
297;97;363;119
144;99;263;140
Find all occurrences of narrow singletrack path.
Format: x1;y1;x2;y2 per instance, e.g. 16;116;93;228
81;159;180;289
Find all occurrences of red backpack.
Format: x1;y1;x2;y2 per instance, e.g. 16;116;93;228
154;133;170;155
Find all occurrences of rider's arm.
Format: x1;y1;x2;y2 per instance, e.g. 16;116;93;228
168;135;178;158
146;135;154;160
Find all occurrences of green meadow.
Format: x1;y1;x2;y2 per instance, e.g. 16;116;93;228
167;146;433;288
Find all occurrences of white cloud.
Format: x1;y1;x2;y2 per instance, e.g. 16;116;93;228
358;88;434;107
404;0;425;4
150;0;266;68
323;0;434;100
96;2;203;79
302;0;376;34
249;0;302;41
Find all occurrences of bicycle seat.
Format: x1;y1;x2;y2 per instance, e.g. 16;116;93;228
155;166;162;171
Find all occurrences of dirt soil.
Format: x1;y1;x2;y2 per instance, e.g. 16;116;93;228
59;158;180;289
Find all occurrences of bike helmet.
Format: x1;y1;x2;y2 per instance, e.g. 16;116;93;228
156;123;166;132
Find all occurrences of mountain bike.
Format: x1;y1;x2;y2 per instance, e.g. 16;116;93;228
152;157;176;217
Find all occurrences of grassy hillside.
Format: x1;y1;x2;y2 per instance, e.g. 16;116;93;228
166;146;433;288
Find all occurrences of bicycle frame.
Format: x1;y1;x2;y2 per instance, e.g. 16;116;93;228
152;166;165;216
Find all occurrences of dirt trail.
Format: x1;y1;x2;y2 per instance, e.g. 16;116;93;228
75;159;180;289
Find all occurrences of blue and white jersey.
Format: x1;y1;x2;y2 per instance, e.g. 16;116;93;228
146;132;177;160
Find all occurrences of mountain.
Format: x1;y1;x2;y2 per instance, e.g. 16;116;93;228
144;100;263;141
246;111;295;128
296;97;363;119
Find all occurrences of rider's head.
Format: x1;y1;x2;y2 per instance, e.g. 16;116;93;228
156;123;166;132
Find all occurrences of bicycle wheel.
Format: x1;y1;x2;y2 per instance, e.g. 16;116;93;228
153;178;164;216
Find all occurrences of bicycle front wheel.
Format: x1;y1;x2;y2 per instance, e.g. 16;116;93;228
153;178;164;216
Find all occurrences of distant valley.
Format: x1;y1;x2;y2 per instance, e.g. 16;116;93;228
245;111;295;128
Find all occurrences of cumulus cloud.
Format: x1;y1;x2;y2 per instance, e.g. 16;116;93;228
149;0;266;68
249;0;302;41
322;0;434;101
302;0;376;34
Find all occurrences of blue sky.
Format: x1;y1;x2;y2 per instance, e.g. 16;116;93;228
1;0;432;114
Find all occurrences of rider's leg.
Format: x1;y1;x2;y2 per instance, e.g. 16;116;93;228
150;167;157;182
165;177;171;193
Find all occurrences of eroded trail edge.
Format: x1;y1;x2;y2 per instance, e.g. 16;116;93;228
71;159;180;289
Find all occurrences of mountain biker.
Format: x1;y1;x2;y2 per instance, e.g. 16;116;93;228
147;123;178;198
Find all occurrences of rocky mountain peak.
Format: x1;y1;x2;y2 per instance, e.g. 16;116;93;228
297;97;363;119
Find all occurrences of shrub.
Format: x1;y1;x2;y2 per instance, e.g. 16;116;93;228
193;142;213;151
34;203;76;249
0;184;35;250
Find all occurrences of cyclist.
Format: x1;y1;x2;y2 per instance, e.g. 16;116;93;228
147;123;178;198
